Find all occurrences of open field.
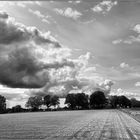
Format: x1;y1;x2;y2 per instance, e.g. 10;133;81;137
121;108;140;123
0;110;140;140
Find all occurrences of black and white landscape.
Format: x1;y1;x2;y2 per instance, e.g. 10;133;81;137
0;0;140;140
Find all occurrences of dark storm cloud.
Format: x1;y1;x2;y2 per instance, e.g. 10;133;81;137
0;11;8;19
0;11;114;98
0;11;74;88
0;11;61;47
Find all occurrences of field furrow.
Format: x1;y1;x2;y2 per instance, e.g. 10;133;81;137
0;110;140;140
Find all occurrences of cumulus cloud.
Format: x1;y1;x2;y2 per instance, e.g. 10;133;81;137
0;11;75;88
122;36;140;44
112;36;140;45
0;10;115;101
28;9;50;24
29;52;92;97
29;52;114;97
112;39;122;44
98;79;114;96
120;62;129;68
135;82;140;87
133;24;140;34
54;7;82;20
0;11;59;46
126;24;140;43
110;88;137;98
118;24;140;44
92;0;117;14
29;9;44;18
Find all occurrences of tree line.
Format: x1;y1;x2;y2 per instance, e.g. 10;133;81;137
0;91;140;113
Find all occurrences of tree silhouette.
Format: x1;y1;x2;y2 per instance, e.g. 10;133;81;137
90;91;106;109
65;94;76;109
44;95;51;109
109;96;118;108
118;96;131;108
50;95;60;108
12;105;22;113
109;95;131;108
75;93;89;109
131;98;140;107
26;96;43;111
0;95;6;113
65;93;89;109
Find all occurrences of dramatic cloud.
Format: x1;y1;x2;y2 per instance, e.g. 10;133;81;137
28;52;92;97
92;0;117;14
0;10;115;101
0;11;59;46
0;11;75;88
98;79;114;95
29;52;114;97
54;7;82;20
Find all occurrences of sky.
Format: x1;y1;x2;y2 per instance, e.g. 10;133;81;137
0;0;140;107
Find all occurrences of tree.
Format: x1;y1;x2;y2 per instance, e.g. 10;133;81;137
109;96;118;108
90;91;106;109
50;95;60;108
118;96;131;108
11;105;22;113
0;95;6;113
75;93;89;109
131;98;140;107
109;95;131;108
44;95;51;108
26;96;43;111
65;94;77;109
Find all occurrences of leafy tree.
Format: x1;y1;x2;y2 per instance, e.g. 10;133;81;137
131;98;140;107
44;95;51;108
75;93;89;109
12;105;22;113
90;91;106;108
50;95;60;108
118;96;131;108
26;96;43;111
65;94;77;109
109;95;131;108
0;95;6;113
109;96;118;108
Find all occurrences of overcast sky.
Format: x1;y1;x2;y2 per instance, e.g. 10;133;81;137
0;0;140;107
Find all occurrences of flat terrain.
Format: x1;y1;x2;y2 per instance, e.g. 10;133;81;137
0;110;140;140
121;108;140;123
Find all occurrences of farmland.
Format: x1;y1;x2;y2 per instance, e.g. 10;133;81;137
0;110;140;140
121;108;140;123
